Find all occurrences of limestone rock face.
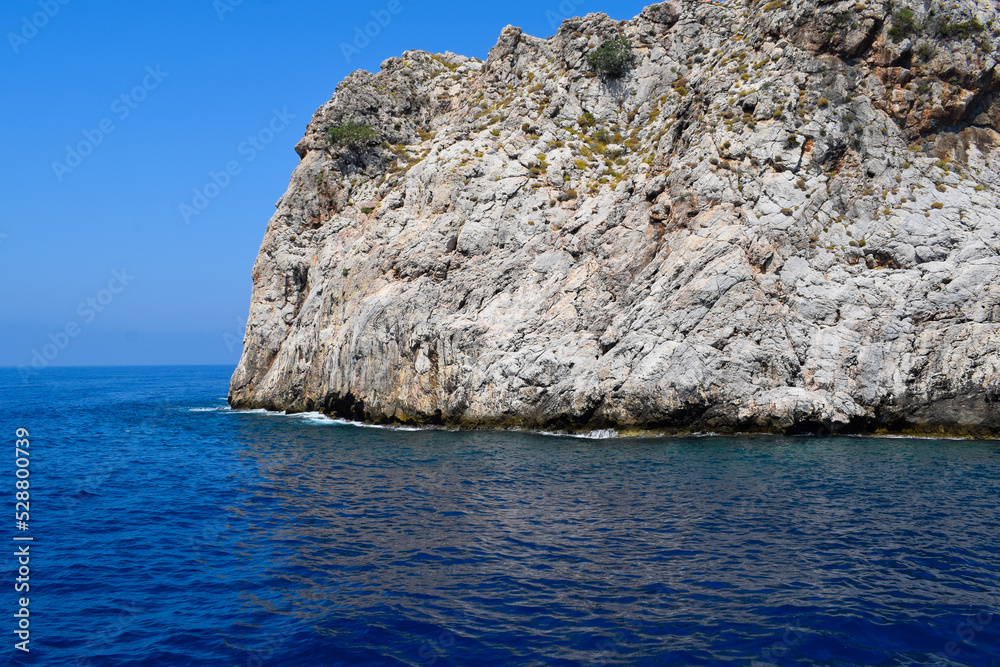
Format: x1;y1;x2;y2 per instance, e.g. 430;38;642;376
230;0;1000;436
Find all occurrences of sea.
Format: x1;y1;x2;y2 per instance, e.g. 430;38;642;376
1;365;998;666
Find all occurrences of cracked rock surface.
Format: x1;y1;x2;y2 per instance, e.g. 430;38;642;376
230;0;1000;436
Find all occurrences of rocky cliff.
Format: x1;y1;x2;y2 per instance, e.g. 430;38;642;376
229;0;1000;436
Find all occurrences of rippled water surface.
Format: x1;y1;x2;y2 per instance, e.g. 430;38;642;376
3;366;999;666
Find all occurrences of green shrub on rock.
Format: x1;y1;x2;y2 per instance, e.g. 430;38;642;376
939;18;984;38
587;35;633;79
888;8;920;42
327;121;377;148
915;42;936;60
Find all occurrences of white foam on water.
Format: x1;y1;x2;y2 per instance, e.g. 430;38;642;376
217;408;428;432
528;428;621;440
192;407;990;441
291;412;426;432
580;429;621;439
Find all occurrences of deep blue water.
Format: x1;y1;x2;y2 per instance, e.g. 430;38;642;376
1;366;999;666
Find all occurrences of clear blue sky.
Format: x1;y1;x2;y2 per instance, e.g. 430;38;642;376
2;0;649;369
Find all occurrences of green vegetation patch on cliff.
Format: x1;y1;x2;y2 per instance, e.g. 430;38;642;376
327;121;377;147
587;35;634;79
